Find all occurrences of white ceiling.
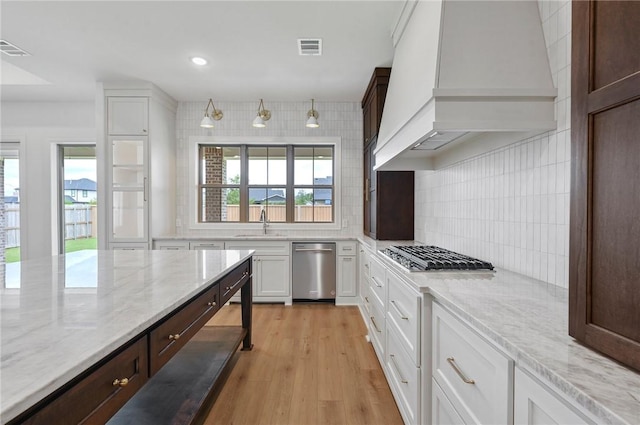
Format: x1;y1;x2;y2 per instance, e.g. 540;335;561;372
0;1;403;103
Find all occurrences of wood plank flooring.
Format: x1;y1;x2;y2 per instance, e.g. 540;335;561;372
203;304;404;425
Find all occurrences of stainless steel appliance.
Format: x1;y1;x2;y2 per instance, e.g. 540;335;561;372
381;245;494;272
292;242;336;300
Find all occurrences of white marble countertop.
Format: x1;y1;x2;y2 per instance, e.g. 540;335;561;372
0;249;253;424
359;236;640;425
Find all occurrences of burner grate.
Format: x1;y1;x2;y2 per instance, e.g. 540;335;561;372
385;246;494;271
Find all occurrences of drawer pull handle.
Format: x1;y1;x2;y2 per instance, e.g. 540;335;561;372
370;316;382;333
365;296;369;303
371;276;383;288
390;300;409;320
447;357;475;384
112;378;129;387
389;354;408;384
207;301;217;307
168;333;181;341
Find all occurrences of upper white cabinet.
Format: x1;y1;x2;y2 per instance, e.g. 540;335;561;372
107;97;149;135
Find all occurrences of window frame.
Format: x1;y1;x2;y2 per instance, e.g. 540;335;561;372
189;136;341;231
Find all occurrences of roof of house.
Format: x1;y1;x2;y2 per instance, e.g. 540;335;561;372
3;196;19;204
64;178;96;191
249;188;285;203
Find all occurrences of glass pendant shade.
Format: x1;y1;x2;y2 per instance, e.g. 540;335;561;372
253;115;266;128
200;115;215;128
306;99;319;128
306;115;319;128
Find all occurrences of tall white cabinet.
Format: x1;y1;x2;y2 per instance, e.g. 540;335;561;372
99;83;177;250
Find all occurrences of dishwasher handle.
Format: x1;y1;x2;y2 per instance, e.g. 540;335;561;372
294;248;334;252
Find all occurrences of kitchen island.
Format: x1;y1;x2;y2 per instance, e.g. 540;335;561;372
0;249;254;424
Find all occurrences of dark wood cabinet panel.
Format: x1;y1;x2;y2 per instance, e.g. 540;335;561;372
570;0;640;372
362;68;414;240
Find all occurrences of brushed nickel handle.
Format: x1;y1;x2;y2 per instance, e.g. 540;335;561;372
207;301;217;307
390;300;409;320
370;316;381;333
447;357;475;384
168;333;181;341
365;296;369;303
390;354;408;384
371;276;383;288
112;377;129;387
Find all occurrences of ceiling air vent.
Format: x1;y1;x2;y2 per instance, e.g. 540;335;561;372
298;39;322;56
0;40;30;57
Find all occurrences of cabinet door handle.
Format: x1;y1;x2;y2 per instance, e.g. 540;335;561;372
447;357;475;384
168;333;181;341
389;354;408;384
207;301;217;307
364;296;369;303
371;276;383;288
143;177;148;202
112;377;129;387
365;178;370;201
390;300;409;320
370;316;381;333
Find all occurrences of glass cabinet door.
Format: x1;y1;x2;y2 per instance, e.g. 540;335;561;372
109;137;148;242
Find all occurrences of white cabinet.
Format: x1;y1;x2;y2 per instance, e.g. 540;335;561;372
433;378;466;425
189;241;224;250
432;302;513;425
153;240;189;250
514;368;595;425
224;241;291;304
254;255;290;298
386;323;421;425
107;97;148;135
358;244;372;322
108;135;149;246
336;241;357;303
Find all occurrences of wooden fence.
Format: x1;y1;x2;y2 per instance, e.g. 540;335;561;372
225;205;332;222
3;204;97;248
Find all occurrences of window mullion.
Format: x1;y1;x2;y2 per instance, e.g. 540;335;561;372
286;145;294;223
240;145;249;222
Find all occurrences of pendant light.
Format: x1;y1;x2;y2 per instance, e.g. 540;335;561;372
306;98;319;128
252;99;271;128
199;98;223;128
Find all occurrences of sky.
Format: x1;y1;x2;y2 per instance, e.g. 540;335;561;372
3;159;96;196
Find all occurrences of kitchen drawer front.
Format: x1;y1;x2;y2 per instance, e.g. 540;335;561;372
24;337;148;425
360;246;371;279
386;325;421;425
220;259;251;303
433;303;513;425
337;241;357;256
433;378;466;425
224;240;289;256
149;283;221;374
361;279;371;314
189;241;224;250
154;240;189;250
369;298;386;361
369;256;386;308
387;269;421;366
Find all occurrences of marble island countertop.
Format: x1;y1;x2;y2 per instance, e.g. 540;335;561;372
154;233;358;241
360;237;640;425
0;249;253;424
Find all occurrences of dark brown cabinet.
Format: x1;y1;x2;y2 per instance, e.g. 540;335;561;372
362;68;414;240
569;0;640;372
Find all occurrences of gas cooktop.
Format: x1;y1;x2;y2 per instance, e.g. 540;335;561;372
381;245;494;272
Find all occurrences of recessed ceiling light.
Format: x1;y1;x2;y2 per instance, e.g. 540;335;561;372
191;57;207;66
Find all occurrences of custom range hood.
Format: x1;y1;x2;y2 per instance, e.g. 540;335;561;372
375;0;557;170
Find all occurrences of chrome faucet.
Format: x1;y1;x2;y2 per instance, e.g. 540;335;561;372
259;209;269;234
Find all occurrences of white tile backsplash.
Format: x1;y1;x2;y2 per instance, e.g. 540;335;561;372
415;0;571;287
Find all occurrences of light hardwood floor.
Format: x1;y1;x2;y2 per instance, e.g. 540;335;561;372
204;304;404;425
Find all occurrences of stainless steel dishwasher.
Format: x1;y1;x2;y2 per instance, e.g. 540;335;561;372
292;242;336;301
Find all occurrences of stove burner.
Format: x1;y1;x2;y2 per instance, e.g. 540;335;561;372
381;245;494;272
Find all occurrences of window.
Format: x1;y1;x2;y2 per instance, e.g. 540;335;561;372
198;144;334;223
82;190;88;197
70;190;76;198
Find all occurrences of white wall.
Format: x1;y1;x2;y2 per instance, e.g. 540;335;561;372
414;0;572;287
1;102;95;260
174;101;362;238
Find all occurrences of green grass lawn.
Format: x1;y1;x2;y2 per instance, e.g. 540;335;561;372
4;238;97;263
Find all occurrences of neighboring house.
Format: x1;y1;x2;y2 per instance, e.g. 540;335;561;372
313;177;333;205
4;196;19;204
64;195;78;204
249;188;285;204
64;178;97;203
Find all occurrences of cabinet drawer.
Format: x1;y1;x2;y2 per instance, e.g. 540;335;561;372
224;241;289;256
369;256;386;308
24;337;148;425
154;240;189;250
387;269;421;366
386;326;421;425
360;247;371;279
149;283;220;374
369;299;386;361
337;241;357;256
220;259;251;303
433;378;466;425
433;303;512;425
189;241;224;250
